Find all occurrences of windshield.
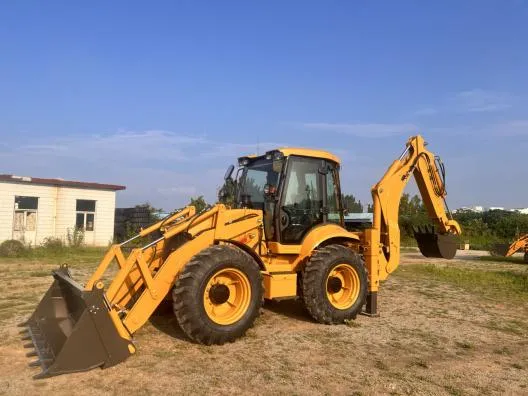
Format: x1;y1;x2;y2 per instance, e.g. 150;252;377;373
237;158;280;209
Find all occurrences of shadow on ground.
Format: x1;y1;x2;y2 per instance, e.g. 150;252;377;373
149;297;315;340
263;298;313;323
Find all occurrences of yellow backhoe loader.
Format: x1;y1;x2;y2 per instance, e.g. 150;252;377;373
21;135;461;378
491;234;528;263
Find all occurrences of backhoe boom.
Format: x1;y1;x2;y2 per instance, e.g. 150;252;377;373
363;135;461;313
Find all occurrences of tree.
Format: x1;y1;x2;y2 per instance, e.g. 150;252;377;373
398;193;428;238
218;178;237;206
342;194;363;213
189;196;208;213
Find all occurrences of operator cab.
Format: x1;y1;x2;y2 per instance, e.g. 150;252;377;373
222;148;344;244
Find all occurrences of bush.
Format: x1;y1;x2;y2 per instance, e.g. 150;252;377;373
0;239;26;257
67;228;85;247
41;237;65;250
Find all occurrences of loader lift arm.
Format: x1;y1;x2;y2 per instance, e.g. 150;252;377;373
363;135;461;313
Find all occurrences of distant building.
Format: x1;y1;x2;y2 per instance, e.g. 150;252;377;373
454;205;528;214
454;206;484;213
0;174;125;246
344;213;373;231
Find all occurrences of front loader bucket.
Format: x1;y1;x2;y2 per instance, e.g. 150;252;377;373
413;225;458;259
20;265;134;379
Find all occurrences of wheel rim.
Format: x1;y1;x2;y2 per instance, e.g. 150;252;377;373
203;268;251;325
326;264;360;310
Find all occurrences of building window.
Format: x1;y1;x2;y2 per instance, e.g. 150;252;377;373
76;199;96;231
14;196;39;231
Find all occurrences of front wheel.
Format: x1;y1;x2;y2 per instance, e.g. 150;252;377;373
302;244;367;324
172;245;263;345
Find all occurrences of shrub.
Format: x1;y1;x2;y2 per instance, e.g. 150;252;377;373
41;237;65;250
67;228;85;247
0;239;26;257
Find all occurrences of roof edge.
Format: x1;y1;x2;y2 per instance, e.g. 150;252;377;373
0;174;126;191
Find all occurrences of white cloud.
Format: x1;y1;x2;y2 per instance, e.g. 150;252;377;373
453;89;511;113
14;130;206;164
301;122;419;137
0;130;288;209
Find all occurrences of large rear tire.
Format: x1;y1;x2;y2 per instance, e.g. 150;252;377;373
302;244;367;324
172;245;263;345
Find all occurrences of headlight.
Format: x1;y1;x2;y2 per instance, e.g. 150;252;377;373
265;150;284;161
238;157;251;166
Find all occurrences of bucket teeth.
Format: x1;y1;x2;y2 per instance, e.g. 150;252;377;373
23;343;35;349
26;351;38;357
29;361;41;367
18;321;29;328
21;335;32;341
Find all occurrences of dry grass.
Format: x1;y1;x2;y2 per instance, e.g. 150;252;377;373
0;252;527;395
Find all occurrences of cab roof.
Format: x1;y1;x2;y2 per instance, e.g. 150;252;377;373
277;147;340;164
240;148;340;164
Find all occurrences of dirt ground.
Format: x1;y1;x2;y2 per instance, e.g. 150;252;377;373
0;252;527;396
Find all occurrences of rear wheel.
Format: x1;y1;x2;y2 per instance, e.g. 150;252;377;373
173;245;263;345
302;244;367;324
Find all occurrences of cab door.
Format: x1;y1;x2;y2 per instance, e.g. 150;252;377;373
278;156;325;244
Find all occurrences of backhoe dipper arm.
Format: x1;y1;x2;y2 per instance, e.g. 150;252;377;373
363;135;461;307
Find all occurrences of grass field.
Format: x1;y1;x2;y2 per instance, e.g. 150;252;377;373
0;251;527;395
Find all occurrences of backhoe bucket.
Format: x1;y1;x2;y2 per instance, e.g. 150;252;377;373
413;225;458;259
20;265;134;379
490;243;509;257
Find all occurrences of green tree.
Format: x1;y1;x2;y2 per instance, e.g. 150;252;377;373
218;178;237;206
190;196;208;213
342;194;363;213
398;193;428;238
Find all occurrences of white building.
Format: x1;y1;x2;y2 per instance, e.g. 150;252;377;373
0;174;125;247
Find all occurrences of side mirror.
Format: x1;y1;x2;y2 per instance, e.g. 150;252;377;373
224;164;235;181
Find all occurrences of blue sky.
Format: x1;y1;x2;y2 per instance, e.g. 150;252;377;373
1;1;527;211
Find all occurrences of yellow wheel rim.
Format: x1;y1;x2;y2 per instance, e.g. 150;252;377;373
326;264;360;310
203;268;251;325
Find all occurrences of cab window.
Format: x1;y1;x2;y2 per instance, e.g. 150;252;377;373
280;157;323;243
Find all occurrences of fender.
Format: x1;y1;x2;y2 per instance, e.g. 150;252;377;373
294;223;361;267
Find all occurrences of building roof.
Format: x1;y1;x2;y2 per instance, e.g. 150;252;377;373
0;174;126;191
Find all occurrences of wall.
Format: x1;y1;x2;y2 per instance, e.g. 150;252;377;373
55;187;116;246
0;182;57;245
0;181;117;247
